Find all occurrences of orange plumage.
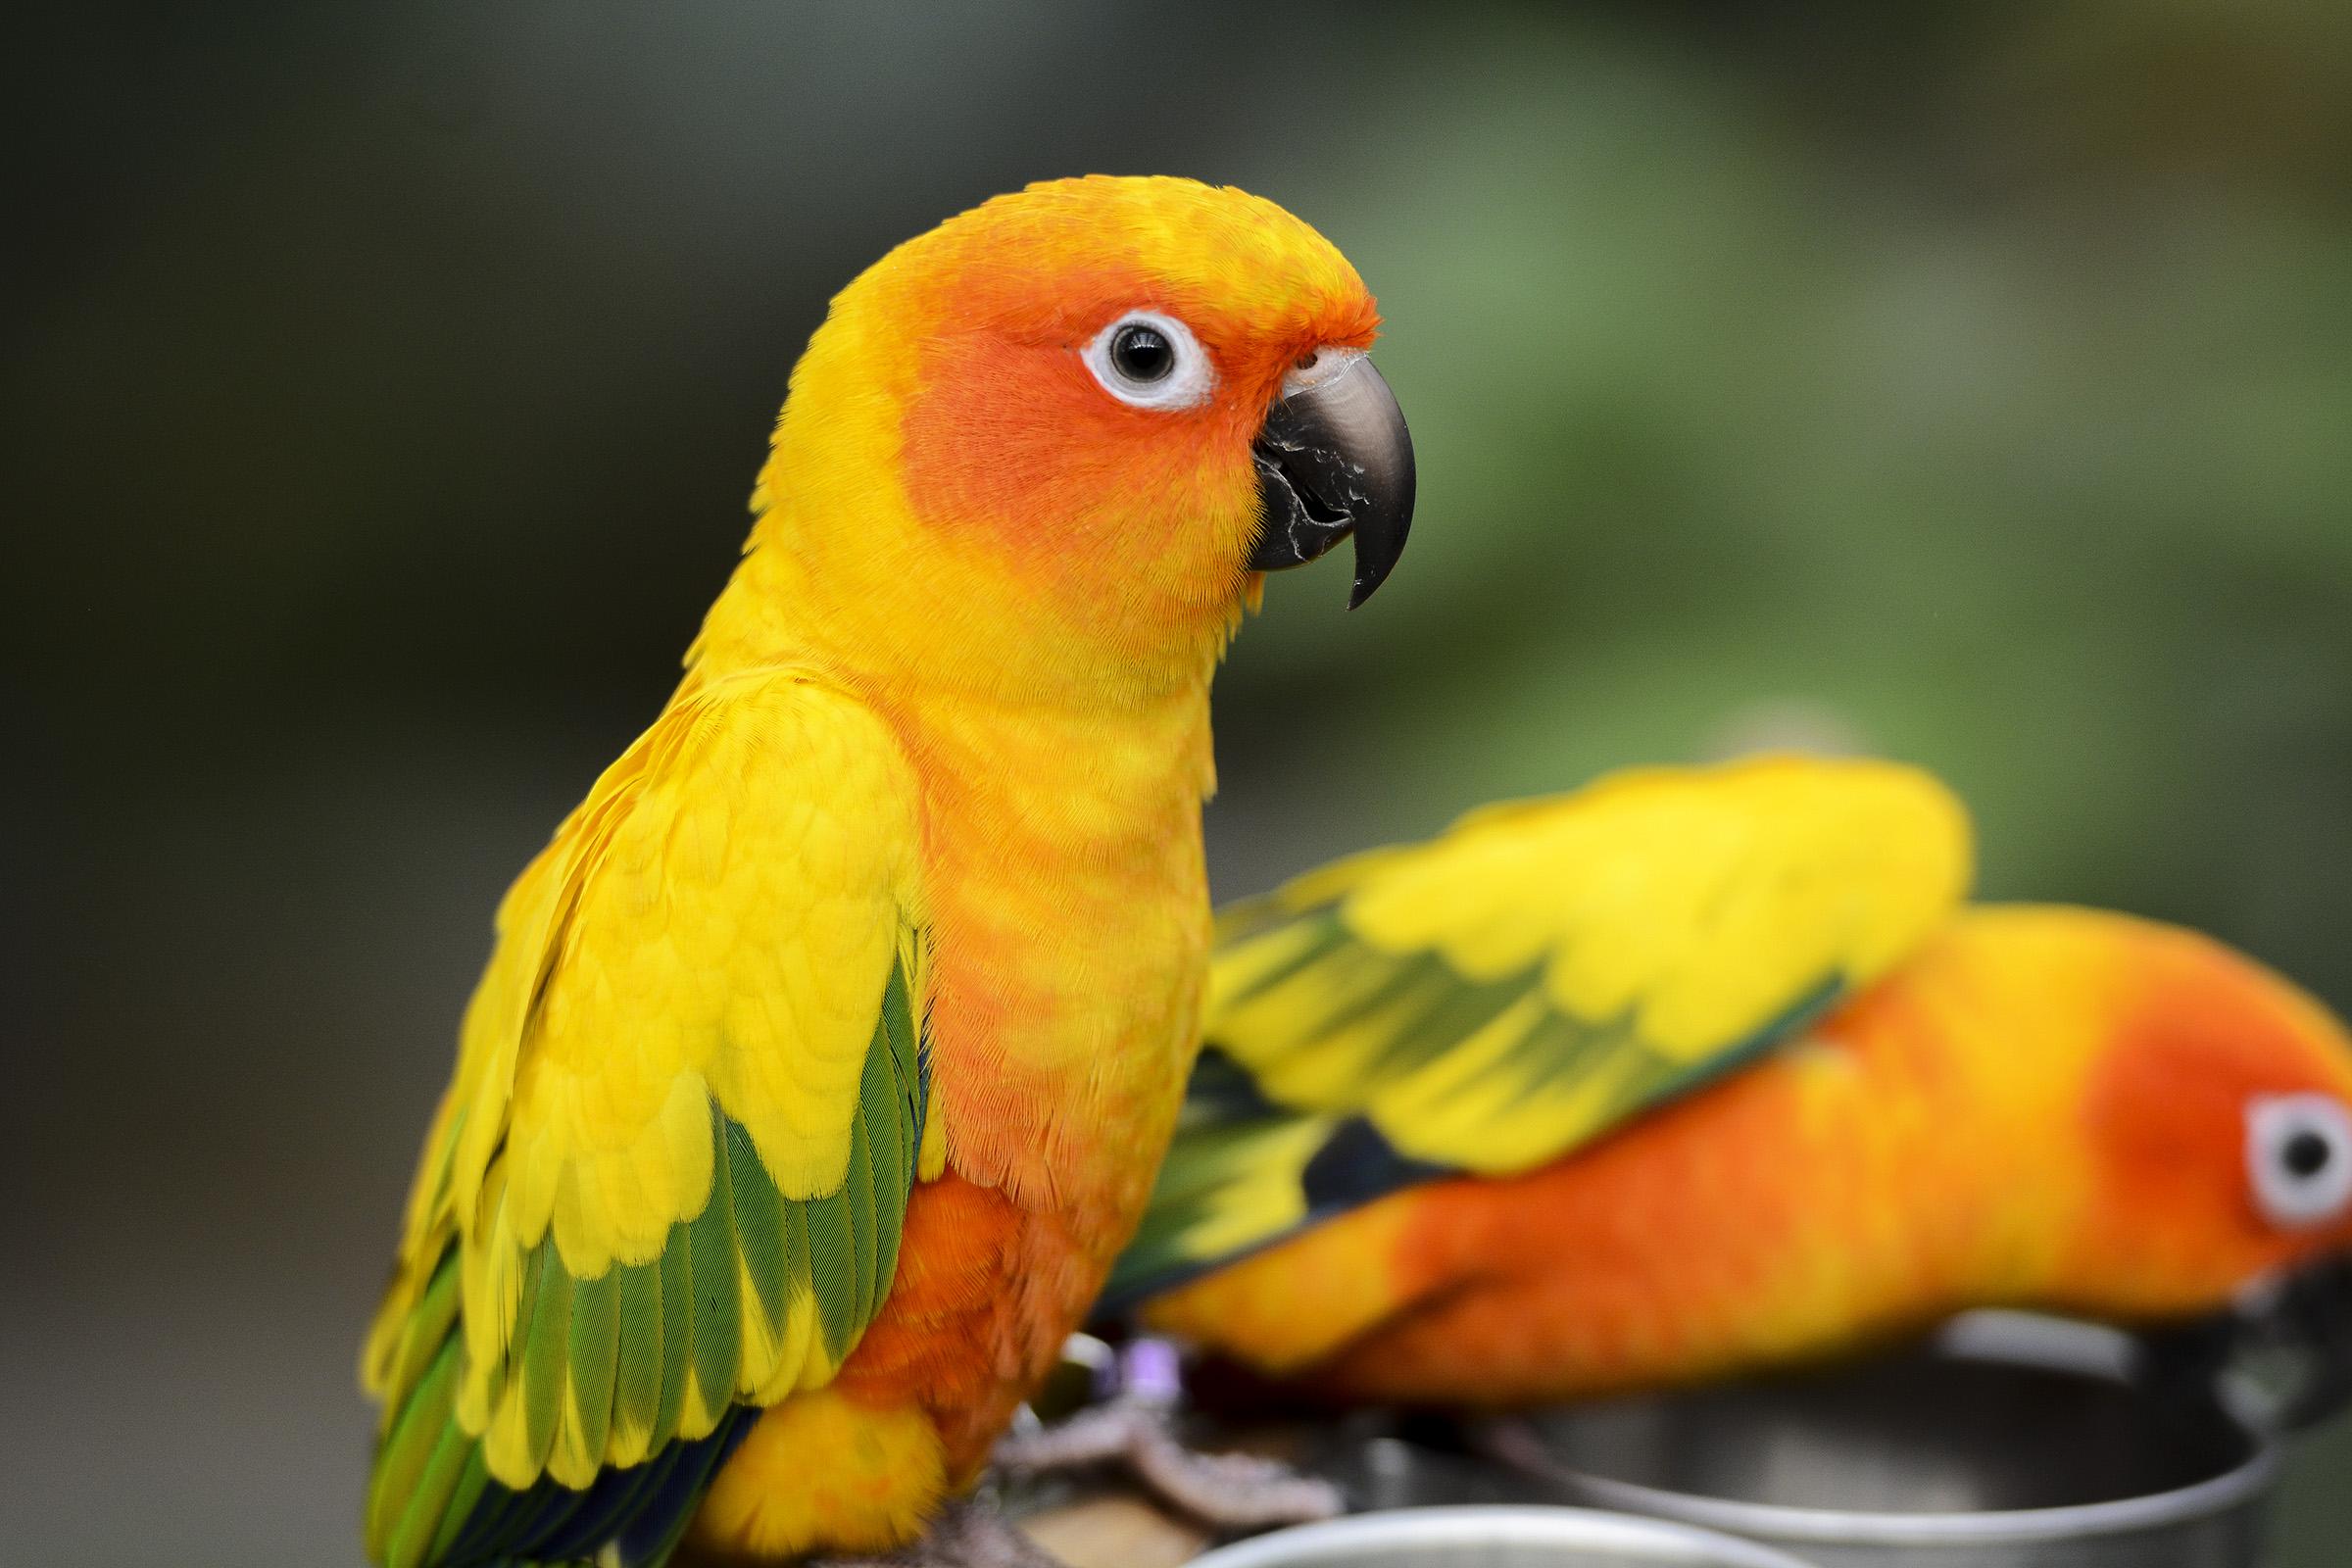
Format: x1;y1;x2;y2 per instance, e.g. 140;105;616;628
361;176;1412;1568
1123;764;2352;1414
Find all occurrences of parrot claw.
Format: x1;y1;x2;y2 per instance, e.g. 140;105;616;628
808;1498;1067;1568
993;1401;1347;1533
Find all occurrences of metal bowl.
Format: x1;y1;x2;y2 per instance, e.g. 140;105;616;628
1185;1505;1818;1568
1488;1313;2279;1567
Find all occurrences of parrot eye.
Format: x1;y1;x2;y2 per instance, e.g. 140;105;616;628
1084;312;1213;411
1111;324;1173;381
2247;1094;2352;1229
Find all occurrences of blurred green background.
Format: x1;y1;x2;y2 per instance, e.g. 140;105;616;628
7;2;2350;1563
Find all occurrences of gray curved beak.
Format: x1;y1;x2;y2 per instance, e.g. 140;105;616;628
1247;357;1416;609
2137;1252;2352;1432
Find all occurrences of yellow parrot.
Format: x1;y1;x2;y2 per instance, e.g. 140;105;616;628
1102;757;2352;1432
360;176;1416;1568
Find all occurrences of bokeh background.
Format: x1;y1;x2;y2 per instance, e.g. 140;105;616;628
8;2;2351;1562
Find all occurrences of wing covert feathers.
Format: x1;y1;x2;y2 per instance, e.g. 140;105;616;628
1109;756;1972;1304
364;672;931;1567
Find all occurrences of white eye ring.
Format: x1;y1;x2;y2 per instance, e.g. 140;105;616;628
1082;312;1214;411
2247;1094;2352;1229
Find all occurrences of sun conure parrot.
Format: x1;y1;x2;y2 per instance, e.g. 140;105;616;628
1102;756;2352;1427
359;175;1418;1568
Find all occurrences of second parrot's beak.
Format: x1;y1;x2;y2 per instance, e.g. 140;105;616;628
2138;1252;2352;1432
1248;355;1415;609
2230;1252;2352;1430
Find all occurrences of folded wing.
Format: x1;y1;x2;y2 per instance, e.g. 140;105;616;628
1110;755;1971;1306
362;670;933;1568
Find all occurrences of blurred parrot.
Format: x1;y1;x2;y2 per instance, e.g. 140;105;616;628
1101;756;2352;1429
359;176;1417;1568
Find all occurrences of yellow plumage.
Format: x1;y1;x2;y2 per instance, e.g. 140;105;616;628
362;175;1408;1566
367;670;925;1491
1212;755;1972;1169
1136;898;2352;1414
1112;756;1974;1308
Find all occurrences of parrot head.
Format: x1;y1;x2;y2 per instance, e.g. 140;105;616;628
715;175;1413;698
1978;908;2352;1425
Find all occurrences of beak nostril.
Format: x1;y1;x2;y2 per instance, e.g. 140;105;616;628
1296;351;1321;371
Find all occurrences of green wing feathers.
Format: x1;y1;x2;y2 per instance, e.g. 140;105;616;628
362;673;934;1568
1108;756;1973;1305
365;958;926;1568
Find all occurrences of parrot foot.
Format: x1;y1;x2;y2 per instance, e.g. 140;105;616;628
809;1498;1065;1568
993;1401;1346;1532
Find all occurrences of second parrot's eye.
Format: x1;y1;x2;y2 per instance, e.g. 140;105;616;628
1084;312;1213;411
2247;1094;2352;1229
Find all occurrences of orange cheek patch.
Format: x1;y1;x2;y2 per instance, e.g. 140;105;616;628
901;333;1121;540
2086;1013;2258;1231
2071;958;2342;1300
898;329;1255;595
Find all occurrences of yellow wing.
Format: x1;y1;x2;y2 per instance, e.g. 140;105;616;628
361;668;933;1568
1109;755;1971;1304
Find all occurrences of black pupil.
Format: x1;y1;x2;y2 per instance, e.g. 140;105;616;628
2284;1128;2334;1179
1111;324;1174;382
